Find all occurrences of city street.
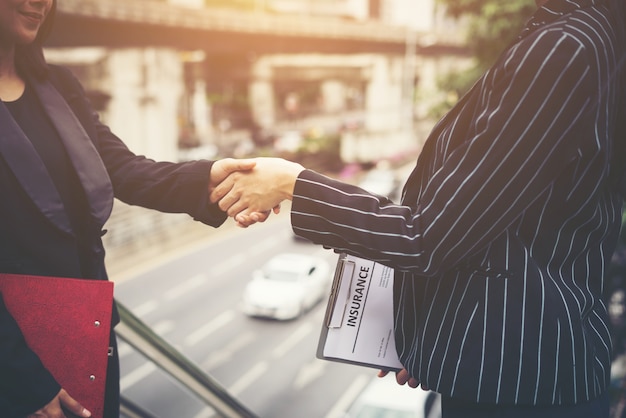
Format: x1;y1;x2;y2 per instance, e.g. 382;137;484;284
112;214;377;418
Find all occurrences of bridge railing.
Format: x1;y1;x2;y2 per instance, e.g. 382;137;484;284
115;301;259;418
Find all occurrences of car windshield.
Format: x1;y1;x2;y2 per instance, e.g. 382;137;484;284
264;267;302;282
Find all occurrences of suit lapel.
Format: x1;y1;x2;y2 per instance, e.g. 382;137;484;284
0;102;73;234
28;75;113;230
0;75;114;234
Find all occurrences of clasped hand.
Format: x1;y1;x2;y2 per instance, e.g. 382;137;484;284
211;160;426;391
209;157;305;227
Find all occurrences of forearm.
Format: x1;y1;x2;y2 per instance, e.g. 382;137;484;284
290;170;428;272
112;158;227;226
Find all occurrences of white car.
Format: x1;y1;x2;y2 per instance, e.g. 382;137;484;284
242;253;331;320
342;375;441;418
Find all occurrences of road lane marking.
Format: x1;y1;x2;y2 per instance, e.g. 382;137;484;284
294;359;327;390
210;254;247;277
184;310;235;346
272;322;313;358
120;362;157;392
324;373;371;418
117;341;133;358
165;274;208;300
153;319;176;336
132;299;158;317
248;238;280;256
228;361;269;396
191;406;217;418
202;330;256;370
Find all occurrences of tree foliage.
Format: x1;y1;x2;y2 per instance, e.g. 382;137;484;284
467;1;537;71
426;0;535;118
438;0;536;77
440;0;536;67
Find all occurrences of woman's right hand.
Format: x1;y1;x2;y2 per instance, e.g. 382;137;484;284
27;388;91;418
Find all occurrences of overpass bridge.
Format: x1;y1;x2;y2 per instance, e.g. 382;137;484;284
48;0;463;55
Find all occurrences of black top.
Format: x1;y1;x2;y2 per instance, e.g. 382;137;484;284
4;83;91;274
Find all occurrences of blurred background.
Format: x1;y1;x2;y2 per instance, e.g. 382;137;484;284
44;0;626;416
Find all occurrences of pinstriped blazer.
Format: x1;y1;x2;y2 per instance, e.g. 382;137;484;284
291;0;625;406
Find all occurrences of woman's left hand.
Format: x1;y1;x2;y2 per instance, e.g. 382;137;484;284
377;368;423;389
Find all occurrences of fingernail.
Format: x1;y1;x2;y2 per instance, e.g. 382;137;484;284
82;408;92;417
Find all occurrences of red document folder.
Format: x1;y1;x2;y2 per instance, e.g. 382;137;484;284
0;273;114;418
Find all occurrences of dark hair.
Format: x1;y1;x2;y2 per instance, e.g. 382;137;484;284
14;0;57;80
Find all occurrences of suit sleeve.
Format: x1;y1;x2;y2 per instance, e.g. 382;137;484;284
48;65;228;227
0;294;60;417
291;31;596;277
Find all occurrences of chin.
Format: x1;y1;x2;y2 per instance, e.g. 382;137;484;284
16;32;39;46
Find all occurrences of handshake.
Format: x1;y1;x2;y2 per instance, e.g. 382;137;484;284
209;157;306;227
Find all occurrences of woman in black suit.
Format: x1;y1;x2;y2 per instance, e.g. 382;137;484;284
0;1;256;416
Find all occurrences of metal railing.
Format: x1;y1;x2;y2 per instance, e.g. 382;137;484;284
120;396;159;418
115;302;259;418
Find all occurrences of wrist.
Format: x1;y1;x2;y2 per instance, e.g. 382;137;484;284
283;164;305;200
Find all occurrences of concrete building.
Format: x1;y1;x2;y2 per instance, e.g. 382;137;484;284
45;47;188;162
43;0;468;249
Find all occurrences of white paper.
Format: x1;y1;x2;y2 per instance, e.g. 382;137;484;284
317;254;403;370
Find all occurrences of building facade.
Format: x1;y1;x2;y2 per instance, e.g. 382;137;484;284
44;0;468;250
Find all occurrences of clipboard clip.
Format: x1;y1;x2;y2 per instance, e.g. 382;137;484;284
325;256;355;328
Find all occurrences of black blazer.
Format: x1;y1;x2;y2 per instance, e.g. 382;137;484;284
0;64;227;416
290;0;625;407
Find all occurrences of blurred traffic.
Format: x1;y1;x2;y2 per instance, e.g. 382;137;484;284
242;252;332;320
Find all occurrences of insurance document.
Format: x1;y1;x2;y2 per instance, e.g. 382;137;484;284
317;253;403;371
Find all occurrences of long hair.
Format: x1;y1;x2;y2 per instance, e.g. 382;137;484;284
14;0;57;80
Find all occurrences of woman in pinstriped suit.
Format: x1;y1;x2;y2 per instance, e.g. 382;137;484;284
212;0;626;416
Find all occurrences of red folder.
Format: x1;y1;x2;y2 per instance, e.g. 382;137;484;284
0;273;114;418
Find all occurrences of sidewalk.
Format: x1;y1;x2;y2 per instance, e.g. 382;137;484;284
104;216;239;283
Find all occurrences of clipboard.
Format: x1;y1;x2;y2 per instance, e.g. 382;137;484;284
0;273;114;418
316;253;403;371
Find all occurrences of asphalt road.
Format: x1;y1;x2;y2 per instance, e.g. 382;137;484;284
111;213;376;418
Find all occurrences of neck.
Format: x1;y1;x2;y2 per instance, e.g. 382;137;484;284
0;48;24;102
0;46;17;79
